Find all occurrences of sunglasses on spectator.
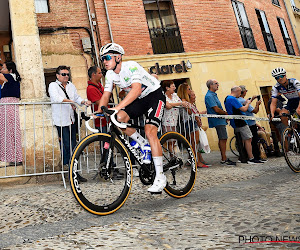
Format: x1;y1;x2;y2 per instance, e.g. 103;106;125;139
213;82;219;85
60;73;70;77
100;54;119;62
275;75;285;80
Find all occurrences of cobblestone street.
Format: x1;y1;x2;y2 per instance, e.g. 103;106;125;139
0;152;299;249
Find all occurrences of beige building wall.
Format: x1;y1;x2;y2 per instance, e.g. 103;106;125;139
284;0;300;51
127;49;300;150
39;33;93;98
9;0;46;101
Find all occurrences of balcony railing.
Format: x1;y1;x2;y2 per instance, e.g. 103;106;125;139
239;26;257;49
149;27;184;54
262;31;277;52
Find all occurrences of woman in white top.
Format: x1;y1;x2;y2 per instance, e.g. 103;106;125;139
161;80;188;157
161;80;188;133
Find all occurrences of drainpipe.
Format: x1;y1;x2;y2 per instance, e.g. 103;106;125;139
283;0;300;54
103;0;119;103
103;0;114;42
85;0;100;66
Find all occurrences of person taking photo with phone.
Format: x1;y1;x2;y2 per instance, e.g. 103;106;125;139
237;85;264;162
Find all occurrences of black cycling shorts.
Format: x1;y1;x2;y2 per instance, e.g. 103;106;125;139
124;87;166;127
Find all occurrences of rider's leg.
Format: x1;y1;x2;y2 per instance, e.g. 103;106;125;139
280;109;289;127
117;110;148;146
145;124;167;193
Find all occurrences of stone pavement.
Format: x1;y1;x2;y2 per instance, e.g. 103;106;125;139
0;151;299;249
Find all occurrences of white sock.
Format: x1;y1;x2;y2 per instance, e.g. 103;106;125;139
153;156;164;178
130;131;148;148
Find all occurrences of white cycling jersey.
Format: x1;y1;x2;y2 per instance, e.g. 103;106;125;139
104;61;161;99
271;78;300;100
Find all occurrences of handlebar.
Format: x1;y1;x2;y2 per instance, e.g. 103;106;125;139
100;106;128;129
84;106;129;133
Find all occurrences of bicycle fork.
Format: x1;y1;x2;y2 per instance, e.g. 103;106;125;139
100;134;116;182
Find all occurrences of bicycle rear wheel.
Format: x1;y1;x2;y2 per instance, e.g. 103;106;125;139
69;133;132;215
160;132;197;198
282;127;300;173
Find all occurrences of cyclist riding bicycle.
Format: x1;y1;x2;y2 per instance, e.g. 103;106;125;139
270;67;300;125
97;43;166;193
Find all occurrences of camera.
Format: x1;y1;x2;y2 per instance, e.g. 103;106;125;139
256;95;261;101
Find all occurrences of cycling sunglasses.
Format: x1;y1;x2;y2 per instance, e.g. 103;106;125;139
60;73;70;77
100;54;119;62
275;75;285;80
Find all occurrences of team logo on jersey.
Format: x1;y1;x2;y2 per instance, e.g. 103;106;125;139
155;100;165;120
129;66;138;73
124;77;130;82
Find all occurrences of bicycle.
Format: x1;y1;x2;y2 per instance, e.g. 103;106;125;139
69;106;197;215
281;113;300;173
229;135;268;157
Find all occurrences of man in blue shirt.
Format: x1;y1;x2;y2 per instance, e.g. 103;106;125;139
224;86;262;164
205;79;235;166
238;85;264;162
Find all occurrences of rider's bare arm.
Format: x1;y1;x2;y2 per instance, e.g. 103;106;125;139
97;91;112;112
270;97;278;119
113;82;142;112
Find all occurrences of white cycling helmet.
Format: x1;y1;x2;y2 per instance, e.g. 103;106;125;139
100;43;125;56
271;67;286;78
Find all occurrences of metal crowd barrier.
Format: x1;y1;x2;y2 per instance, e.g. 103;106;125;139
0;101;280;186
0;102;203;186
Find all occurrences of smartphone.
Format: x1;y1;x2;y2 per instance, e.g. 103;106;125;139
257;95;261;101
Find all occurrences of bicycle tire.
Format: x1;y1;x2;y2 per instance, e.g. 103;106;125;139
282;127;300;173
229;136;239;157
69;133;133;215
160;132;197;198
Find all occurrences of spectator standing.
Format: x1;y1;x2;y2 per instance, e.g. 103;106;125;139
0;61;23;166
161;80;187;133
48;65;90;181
189;90;210;167
86;66;107;133
177;82;193;137
237;85;265;162
224;86;263;164
205;79;236;166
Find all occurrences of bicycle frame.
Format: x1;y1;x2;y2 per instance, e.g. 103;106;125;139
104;120;154;174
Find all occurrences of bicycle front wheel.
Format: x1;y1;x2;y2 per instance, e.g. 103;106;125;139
69;133;132;215
160;132;197;198
282;127;300;173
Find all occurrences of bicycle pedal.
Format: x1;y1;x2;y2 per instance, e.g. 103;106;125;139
149;191;162;195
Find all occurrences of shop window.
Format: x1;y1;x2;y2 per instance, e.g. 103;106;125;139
272;0;280;7
35;0;49;13
277;17;295;55
256;9;277;52
232;1;257;50
143;0;184;54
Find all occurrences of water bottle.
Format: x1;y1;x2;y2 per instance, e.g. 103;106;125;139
142;144;152;164
130;140;139;149
130;141;143;160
